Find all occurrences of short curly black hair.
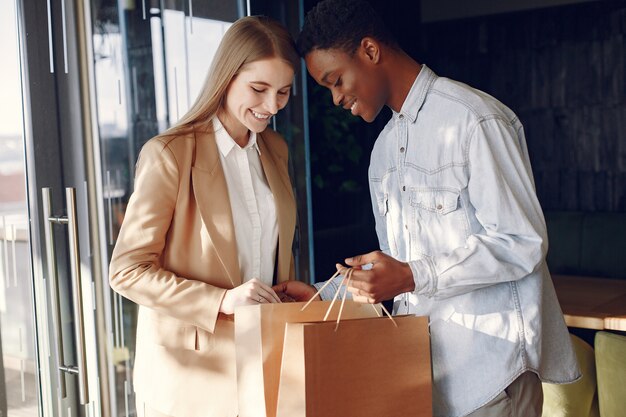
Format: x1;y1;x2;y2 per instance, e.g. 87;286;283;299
297;0;398;57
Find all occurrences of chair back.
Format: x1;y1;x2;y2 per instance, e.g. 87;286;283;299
542;334;598;417
595;331;626;417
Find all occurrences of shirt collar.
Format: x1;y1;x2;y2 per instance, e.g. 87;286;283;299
213;117;260;157
393;64;437;123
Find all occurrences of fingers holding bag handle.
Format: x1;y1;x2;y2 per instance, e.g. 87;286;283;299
301;266;397;329
336;263;397;327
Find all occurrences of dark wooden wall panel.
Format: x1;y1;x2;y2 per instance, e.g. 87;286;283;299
420;0;626;212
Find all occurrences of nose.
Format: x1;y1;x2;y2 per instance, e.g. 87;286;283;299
331;89;344;107
266;94;278;115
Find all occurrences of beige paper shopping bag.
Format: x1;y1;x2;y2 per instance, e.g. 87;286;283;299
235;301;380;417
276;315;432;417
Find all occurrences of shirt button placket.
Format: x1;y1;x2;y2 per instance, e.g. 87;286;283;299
398;114;411;259
397;114;408;188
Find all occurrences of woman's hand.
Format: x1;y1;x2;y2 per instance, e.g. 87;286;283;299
272;281;320;302
219;278;281;315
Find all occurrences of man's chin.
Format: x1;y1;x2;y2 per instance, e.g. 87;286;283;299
359;110;380;123
360;107;383;123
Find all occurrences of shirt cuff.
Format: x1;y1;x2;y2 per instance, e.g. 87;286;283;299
313;275;353;301
408;257;437;297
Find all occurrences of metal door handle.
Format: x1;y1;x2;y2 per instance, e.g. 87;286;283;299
41;187;90;404
42;187;67;398
66;187;89;404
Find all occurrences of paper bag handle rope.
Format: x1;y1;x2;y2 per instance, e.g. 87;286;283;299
301;267;397;330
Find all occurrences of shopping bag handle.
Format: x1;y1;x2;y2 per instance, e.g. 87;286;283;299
301;267;397;330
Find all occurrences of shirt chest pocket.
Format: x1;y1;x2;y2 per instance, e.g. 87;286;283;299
410;189;460;215
409;188;468;256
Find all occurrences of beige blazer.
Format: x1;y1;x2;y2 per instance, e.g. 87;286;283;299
109;125;296;417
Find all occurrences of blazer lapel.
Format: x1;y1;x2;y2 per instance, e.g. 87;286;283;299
258;132;296;283
191;129;240;288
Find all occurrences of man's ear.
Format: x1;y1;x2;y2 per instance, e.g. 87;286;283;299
360;37;381;64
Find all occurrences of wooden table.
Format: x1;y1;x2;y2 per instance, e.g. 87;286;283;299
551;274;626;331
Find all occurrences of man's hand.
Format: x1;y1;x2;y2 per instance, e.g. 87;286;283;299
272;281;320;302
341;251;415;303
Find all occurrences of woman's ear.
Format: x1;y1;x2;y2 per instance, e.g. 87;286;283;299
360;37;381;64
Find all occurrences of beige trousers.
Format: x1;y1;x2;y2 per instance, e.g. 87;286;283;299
467;371;543;417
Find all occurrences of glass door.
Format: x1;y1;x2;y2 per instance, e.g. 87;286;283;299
4;0;105;415
0;0;41;415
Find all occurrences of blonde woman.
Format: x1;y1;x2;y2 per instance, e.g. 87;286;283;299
109;16;298;417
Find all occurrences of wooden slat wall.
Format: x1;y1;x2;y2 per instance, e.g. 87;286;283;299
419;0;626;212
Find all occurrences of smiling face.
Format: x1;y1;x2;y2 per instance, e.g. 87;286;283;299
304;42;389;123
220;57;294;142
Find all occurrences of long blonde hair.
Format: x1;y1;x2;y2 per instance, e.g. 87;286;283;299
166;16;299;135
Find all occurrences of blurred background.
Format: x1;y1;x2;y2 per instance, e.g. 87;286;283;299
1;0;624;416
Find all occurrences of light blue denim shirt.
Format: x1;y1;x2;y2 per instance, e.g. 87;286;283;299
315;65;580;417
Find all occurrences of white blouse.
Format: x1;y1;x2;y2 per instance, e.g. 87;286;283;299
213;117;278;286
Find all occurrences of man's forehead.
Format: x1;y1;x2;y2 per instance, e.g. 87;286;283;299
305;48;351;79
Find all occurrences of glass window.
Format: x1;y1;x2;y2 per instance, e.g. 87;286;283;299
0;0;40;415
